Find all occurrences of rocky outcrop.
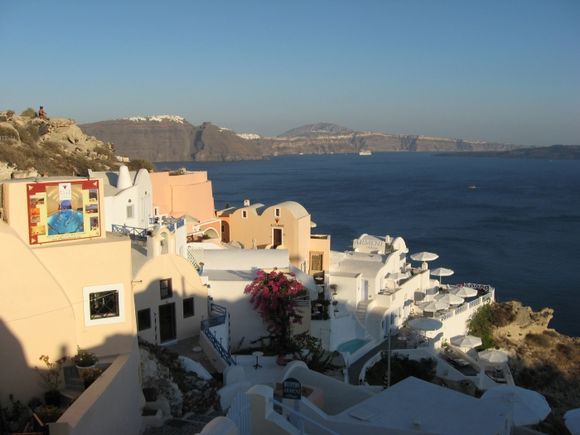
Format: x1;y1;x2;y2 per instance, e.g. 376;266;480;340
491;301;580;433
139;342;220;417
0;110;126;180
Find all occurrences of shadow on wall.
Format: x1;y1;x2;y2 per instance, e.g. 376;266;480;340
0;321;142;434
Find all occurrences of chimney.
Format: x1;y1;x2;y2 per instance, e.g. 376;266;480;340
117;165;131;190
243;199;251;207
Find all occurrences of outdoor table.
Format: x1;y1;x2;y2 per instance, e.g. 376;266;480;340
252;351;264;369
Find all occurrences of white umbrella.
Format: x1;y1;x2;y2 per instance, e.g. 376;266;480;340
564;408;580;435
450;335;482;349
408;317;443;331
478;349;509;365
482;385;551;426
419;300;450;313
430;267;454;285
434;293;464;306
451;286;478;298
410;251;439;262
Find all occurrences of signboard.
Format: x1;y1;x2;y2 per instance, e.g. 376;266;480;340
353;234;386;254
282;377;302;400
27;179;101;245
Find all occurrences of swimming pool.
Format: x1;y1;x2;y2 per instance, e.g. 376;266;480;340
336;338;369;354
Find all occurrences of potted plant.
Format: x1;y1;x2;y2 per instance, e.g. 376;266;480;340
35;355;67;407
72;348;98;377
79;367;103;389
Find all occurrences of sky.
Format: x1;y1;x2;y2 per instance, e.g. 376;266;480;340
1;0;579;145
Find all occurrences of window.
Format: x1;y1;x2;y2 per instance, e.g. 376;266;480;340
137;308;151;331
183;297;194;318
310;252;323;271
83;284;125;326
126;204;134;219
274;208;281;217
89;290;119;319
160;278;173;299
242;210;248;219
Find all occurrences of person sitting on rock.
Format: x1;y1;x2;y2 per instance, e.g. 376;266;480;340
38;106;47;119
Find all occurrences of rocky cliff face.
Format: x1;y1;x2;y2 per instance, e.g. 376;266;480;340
81;116;198;162
81;118;519;162
0;110;125;180
492;301;579;433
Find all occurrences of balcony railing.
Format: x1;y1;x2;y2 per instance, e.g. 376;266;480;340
201;303;235;366
111;224;147;241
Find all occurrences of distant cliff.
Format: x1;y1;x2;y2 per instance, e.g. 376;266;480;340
81;118;519;162
443;144;580;160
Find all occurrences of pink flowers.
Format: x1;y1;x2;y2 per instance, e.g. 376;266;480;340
244;269;306;349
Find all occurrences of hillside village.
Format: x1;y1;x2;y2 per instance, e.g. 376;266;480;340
1;135;579;435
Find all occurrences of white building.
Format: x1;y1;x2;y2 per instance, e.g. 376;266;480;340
89;165;153;231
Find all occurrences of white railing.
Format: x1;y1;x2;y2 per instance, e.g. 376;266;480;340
269;398;339;435
435;284;495;322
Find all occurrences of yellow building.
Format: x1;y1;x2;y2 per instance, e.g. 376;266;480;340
0;177;142;434
219;201;330;276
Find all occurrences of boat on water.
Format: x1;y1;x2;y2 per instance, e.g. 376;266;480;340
359;150;372;156
468;185;478;190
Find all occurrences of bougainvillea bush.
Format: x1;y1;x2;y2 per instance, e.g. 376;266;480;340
244;269;307;352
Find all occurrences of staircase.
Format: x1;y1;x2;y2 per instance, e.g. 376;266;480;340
355;299;371;327
186;246;203;273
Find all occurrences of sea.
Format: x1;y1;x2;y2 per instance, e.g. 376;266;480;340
156;153;580;337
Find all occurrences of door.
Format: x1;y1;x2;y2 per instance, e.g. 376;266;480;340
272;228;283;248
159;303;176;343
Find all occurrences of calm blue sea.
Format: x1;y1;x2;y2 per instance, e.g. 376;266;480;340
157;153;580;337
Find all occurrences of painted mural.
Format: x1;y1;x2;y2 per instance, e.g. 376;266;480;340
27;180;101;244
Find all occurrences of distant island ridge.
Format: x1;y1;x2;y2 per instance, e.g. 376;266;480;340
80;117;535;162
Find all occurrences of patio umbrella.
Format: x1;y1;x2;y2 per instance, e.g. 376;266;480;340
478;349;509;365
408;317;443;331
451;286;478;298
450;335;482;349
564;408;580;435
434;293;464;306
410;251;439;262
419;300;450;313
482;385;551;426
430;267;454;285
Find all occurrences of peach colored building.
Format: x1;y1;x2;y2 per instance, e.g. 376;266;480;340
132;225;208;345
219;201;331;275
0;177;142;434
150;170;221;240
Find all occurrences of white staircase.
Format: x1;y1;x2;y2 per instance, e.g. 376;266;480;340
355;299;371;327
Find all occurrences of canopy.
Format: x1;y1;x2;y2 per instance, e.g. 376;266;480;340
430;267;455;277
482;385;551;426
450;335;482;349
478;349;509;365
434;293;464;306
451;286;478;298
408;317;442;331
419;300;450;313
410;251;439;262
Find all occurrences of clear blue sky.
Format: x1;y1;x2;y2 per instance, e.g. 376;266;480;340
2;0;579;145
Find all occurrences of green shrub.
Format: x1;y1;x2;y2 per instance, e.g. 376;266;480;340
525;333;552;348
20;108;36;118
127;159;154;172
467;304;495;348
366;355;437;386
